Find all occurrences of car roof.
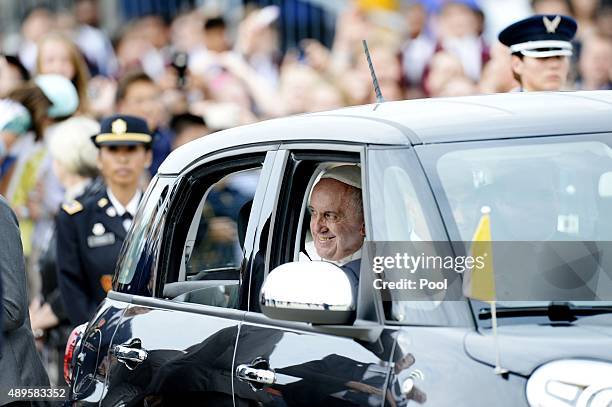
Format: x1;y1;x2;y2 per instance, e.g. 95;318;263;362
160;91;612;175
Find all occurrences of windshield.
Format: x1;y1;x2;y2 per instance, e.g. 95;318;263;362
368;136;612;325
419;135;612;315
434;139;612;242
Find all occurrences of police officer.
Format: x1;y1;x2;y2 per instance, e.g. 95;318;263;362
498;14;577;91
56;114;152;325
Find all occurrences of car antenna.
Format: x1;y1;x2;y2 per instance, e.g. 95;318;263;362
362;39;385;104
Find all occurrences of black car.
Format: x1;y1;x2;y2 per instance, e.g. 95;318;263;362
65;91;612;406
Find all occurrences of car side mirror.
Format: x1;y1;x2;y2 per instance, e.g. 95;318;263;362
260;261;356;325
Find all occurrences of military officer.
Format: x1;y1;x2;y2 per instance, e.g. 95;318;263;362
56;114;152;325
498;14;577;91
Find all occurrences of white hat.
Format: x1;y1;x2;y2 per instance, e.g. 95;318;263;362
320;165;361;189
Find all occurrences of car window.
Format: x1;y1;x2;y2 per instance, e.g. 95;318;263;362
161;157;268;310
184;168;261;279
367;149;467;326
115;176;175;295
368;151;433;242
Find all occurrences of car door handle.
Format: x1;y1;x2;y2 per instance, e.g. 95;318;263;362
236;364;276;385
112;339;148;370
113;345;147;364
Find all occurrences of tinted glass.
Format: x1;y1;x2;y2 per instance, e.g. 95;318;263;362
419;136;612;315
435;140;612;242
115;176;174;295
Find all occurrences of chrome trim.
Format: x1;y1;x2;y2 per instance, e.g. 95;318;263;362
260;261;356;312
526;359;612;407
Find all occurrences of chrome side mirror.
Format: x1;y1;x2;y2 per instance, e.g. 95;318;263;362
260;261;356;324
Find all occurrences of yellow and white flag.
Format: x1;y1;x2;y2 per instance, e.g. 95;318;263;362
463;206;496;302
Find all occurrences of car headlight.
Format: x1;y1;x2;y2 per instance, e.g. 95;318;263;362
526;359;612;407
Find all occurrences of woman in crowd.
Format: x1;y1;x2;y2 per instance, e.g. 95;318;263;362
36;32;91;115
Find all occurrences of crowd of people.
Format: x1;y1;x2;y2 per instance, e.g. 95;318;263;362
0;0;611;391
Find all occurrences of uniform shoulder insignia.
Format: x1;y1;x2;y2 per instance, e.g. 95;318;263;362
62;200;83;215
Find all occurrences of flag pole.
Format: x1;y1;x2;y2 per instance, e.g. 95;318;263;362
482;205;507;375
490;300;508;375
465;205;508;375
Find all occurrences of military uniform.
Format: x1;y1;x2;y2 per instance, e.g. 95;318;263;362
56;190;133;325
55;114;152;325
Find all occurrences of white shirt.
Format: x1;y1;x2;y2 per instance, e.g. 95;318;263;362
107;188;141;231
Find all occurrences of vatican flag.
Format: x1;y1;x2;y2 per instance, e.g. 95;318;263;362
462;206;496;302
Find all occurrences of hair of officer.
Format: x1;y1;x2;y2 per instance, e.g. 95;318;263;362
114;70;155;105
48;116;100;178
7;82;51;141
35;32;91;114
510;52;523;84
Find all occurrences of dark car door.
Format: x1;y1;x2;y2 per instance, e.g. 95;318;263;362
101;150;278;406
232;146;397;406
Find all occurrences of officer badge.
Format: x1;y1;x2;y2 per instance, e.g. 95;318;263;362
100;274;113;292
111;118;127;134
92;114;152;147
98;197;109;208
543;15;561;33
92;223;105;236
106;207;117;217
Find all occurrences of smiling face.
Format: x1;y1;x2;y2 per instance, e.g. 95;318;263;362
309;178;365;261
512;54;570;91
98;144;151;190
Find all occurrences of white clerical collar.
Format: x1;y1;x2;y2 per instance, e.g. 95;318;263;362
107;188;141;218
302;241;362;266
330;248;362;267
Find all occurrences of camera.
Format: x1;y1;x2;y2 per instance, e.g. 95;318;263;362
172;52;189;88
